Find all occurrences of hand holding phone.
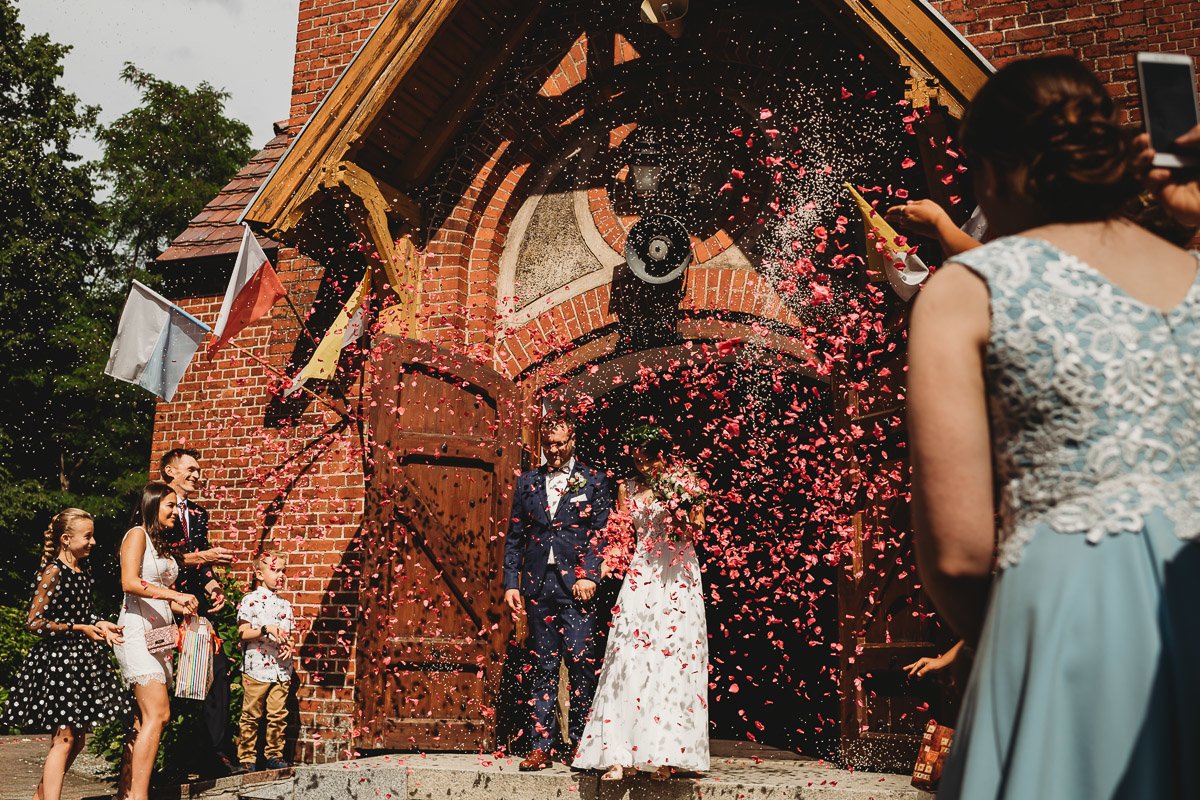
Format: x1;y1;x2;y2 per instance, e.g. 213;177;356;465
1138;125;1200;227
1137;52;1200;169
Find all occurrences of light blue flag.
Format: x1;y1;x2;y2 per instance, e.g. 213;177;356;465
104;280;211;402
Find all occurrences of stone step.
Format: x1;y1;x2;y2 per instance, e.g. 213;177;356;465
279;755;932;800
239;779;295;800
152;767;295;800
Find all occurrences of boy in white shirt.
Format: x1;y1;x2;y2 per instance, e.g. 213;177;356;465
236;552;294;771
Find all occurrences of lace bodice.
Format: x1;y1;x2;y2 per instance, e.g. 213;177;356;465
952;236;1200;568
630;491;672;538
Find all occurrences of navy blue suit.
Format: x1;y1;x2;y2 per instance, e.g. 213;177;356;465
504;460;611;753
163;498;235;770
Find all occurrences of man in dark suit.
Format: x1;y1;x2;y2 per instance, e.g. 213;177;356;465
504;416;611;771
161;447;239;776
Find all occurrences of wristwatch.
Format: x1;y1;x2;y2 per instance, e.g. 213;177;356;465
260;625;268;638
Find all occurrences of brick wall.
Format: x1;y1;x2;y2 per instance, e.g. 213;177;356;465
930;0;1200;121
151;246;368;762
291;0;391;127
152;0;1200;763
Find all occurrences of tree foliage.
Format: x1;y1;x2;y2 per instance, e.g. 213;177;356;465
97;64;253;277
0;1;253;608
0;0;149;601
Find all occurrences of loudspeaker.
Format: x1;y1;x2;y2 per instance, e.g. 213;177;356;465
639;0;688;38
624;214;692;285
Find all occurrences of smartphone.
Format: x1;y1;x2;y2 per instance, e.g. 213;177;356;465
1137;52;1200;168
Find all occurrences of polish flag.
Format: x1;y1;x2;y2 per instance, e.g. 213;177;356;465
208;225;287;356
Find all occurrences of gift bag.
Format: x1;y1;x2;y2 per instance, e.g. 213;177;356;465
911;718;954;790
174;616;216;700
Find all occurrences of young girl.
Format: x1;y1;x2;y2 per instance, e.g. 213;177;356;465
114;483;197;800
0;508;126;800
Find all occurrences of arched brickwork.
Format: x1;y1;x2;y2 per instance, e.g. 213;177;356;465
493;272;806;380
416;4;915;376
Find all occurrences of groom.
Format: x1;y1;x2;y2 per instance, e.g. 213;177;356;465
504;415;612;770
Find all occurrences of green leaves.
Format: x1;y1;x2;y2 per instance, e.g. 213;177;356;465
0;2;252;608
96;63;254;279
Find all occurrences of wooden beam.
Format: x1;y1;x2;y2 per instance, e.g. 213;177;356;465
866;0;990;99
327;161;423;228
244;0;464;233
322;162;423;337
397;0;550;185
832;0;989;116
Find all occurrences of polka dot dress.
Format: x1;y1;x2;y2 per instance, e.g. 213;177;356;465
0;560;127;732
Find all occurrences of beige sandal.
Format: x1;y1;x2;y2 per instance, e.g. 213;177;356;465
650;765;672;781
600;765;627;781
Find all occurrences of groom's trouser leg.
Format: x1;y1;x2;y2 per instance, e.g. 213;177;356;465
559;592;600;750
526;576;567;752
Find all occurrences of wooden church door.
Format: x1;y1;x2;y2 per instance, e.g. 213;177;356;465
834;322;955;770
356;339;520;750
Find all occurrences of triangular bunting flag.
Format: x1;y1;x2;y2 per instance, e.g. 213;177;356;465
284;268;371;396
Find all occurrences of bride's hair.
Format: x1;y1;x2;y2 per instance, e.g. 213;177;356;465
622;423;673;459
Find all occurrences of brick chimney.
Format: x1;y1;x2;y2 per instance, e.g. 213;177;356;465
290;0;393;127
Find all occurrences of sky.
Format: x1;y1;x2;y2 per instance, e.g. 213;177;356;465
15;0;300;164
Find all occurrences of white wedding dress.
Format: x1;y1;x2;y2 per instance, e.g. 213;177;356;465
573;488;710;772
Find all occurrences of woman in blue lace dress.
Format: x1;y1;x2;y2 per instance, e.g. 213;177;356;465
909;56;1200;799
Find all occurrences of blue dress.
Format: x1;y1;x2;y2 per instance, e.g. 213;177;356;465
938;236;1200;800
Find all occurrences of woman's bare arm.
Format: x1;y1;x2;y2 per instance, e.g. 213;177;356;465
885;199;983;258
908;263;995;643
120;528;186;604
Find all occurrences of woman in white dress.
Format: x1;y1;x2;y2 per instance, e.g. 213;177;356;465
114;483;197;800
573;426;709;781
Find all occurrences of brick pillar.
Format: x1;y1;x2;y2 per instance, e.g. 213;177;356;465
291;0;393;128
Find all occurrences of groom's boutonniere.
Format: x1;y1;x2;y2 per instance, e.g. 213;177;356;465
566;472;587;494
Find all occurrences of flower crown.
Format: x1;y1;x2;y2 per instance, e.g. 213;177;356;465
621;424;671;447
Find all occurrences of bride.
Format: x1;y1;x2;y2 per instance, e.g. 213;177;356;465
572;425;709;780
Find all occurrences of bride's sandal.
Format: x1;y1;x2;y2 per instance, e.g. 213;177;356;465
650;766;672;781
600;765;626;781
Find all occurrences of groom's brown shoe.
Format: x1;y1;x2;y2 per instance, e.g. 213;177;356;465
518;750;553;771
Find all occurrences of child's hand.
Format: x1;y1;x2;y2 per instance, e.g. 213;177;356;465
266;625;292;645
885;199;952;238
96;620;125;645
77;623;106;642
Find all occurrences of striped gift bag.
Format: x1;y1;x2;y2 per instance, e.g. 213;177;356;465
174;616;216;700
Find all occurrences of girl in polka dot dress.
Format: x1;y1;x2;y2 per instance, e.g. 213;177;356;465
0;509;127;800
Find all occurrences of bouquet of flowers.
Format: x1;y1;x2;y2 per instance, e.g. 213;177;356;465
650;462;708;539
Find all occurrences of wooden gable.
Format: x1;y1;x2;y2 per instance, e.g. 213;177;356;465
242;0;990;244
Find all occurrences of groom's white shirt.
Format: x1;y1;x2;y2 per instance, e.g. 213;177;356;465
544;457;575;566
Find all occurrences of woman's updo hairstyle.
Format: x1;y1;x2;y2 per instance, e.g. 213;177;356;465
41;508;94;565
961;55;1141;224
